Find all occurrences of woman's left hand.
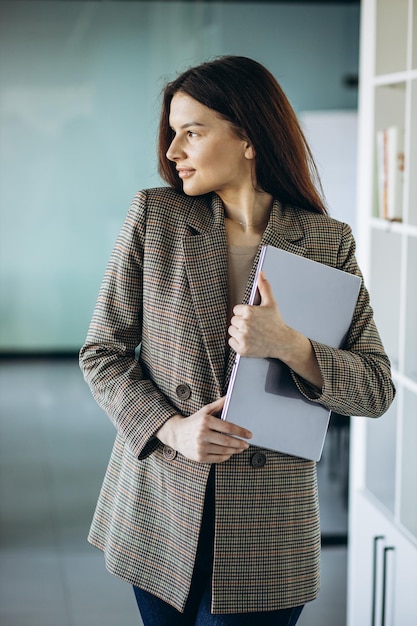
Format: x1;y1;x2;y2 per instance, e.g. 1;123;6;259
228;272;289;359
228;272;324;389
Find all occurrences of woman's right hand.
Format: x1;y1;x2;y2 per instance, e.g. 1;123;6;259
156;396;252;463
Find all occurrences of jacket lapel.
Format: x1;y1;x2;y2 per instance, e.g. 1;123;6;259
182;194;228;393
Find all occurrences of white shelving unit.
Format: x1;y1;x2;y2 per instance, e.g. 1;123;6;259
347;1;417;625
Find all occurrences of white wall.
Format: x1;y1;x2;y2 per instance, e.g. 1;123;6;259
300;111;358;234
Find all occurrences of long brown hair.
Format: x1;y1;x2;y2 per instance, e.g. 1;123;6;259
158;56;327;215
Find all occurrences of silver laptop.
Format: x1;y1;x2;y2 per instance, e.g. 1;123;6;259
221;245;361;461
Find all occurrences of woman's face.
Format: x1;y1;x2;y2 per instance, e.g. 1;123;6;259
166;92;255;199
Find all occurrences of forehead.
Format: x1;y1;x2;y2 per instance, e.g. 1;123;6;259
168;92;224;126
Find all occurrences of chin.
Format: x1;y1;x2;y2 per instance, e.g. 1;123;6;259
182;189;205;197
181;183;211;197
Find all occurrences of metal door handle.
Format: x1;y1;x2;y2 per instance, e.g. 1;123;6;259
372;535;385;626
381;546;395;626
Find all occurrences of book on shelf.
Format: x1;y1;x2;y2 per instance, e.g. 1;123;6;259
376;125;404;221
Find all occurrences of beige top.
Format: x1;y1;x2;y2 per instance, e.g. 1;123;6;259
227;244;259;322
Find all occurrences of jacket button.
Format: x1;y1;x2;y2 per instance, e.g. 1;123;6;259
251;452;266;468
163;445;177;461
176;383;191;400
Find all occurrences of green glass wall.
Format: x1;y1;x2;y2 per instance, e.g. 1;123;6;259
0;1;360;351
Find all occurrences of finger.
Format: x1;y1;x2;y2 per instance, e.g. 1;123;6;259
228;324;240;340
228;335;239;354
212;417;252;440
209;430;251;449
193;436;249;463
206;440;250;457
258;271;276;307
229;315;240;329
232;303;249;318
207;396;226;413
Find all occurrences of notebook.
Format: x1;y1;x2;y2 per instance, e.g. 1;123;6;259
221;245;361;461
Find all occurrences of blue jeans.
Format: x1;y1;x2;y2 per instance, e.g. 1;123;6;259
133;582;303;625
133;469;304;625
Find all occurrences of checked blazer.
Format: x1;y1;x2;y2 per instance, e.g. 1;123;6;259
79;187;394;614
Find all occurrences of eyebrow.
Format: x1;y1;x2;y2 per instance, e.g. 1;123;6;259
170;121;206;130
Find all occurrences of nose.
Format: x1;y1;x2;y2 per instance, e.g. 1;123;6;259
166;135;184;162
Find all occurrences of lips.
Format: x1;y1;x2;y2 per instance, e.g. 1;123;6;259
177;168;195;179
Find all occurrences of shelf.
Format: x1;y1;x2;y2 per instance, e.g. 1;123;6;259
373;71;413;86
370;217;417;236
348;2;417;621
373;69;417;86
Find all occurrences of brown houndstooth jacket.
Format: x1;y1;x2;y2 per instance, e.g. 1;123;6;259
79;187;394;614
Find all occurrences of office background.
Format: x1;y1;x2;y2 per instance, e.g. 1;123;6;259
0;0;360;353
0;1;360;625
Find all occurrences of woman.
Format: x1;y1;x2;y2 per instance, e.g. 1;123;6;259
79;56;394;625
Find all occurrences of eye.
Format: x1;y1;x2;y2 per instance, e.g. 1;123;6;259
187;130;198;138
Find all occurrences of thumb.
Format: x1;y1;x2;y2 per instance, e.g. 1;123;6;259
209;395;226;413
257;271;275;306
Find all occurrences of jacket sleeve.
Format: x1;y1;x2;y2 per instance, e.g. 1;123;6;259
79;191;178;459
293;222;395;417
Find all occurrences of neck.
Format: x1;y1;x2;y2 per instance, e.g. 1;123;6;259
226;216;269;227
222;192;274;231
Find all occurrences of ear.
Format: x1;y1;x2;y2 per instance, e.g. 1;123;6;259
244;143;256;160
